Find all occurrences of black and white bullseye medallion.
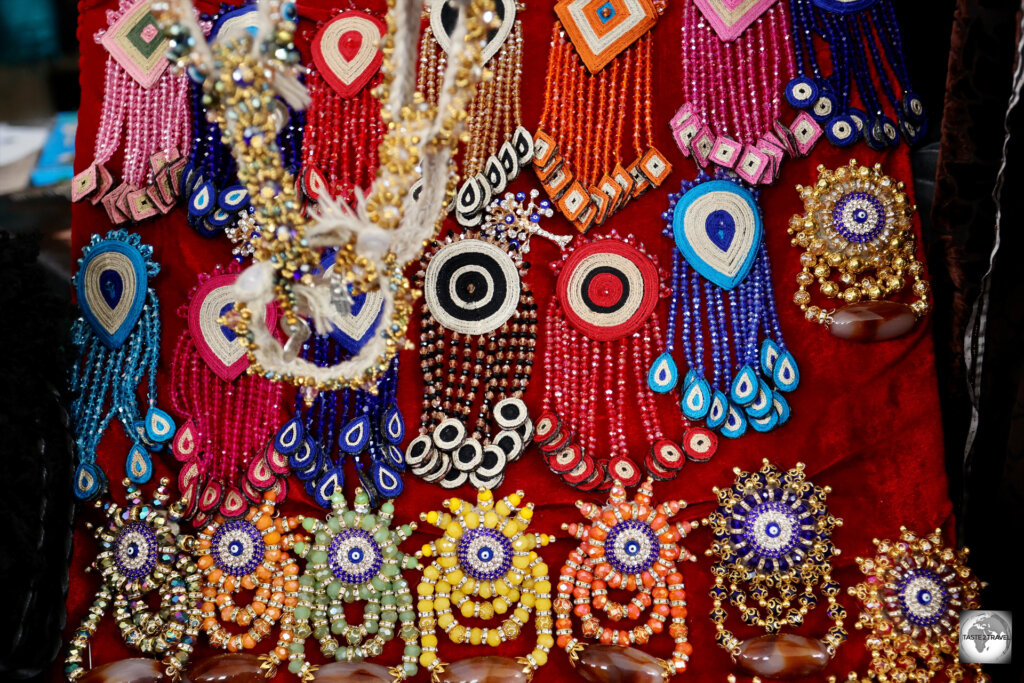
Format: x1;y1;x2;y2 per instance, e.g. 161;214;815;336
493;397;528;429
439;466;469;489
430;0;516;65
432;418;467;452
492;430;523;459
556;239;660;342
452;438;484;472
477;445;508;478
425;239;521;335
405;434;434;469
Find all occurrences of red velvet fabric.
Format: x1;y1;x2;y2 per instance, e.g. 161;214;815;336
64;0;953;681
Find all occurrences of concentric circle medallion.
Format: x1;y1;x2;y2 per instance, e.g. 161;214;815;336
328;528;383;584
425;239;521;335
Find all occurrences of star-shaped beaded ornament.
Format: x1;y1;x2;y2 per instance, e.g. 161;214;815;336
416;488;556;682
555;477;694;679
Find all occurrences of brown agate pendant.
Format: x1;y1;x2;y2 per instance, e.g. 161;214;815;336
184;654;268;683
704;461;846;679
435;656;534;683
573;644;673;683
312;662;394;682
80;659;167;683
788;161;930;341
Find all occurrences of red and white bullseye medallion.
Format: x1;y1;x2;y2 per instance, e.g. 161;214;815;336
312;11;385;98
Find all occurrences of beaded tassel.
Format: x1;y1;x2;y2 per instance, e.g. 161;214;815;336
655;171;797;441
169;264;287;524
299;8;385;205
786;0;927;148
535;2;673;232
69;230;173;500
182;5;304;253
278;342;406;509
70;0;191;223
671;0;821;184
539;234;711;490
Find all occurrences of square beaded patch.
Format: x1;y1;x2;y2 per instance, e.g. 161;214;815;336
693;0;780;42
101;0;171;88
555;0;658;73
790;111;823;156
709;136;742;169
640;147;672;186
735;145;770;184
559;180;591;220
542;164;574;200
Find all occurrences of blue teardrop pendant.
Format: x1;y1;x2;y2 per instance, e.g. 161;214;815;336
289;436;322;480
744;380;773;419
370;463;403;498
74;462;106;500
275;418;304;454
313;467;345;508
682;377;712;420
748;408;779;433
773;350;800;392
648;352;679;393
760;339;781;376
145;406;176;443
126;444;153;484
381;405;405;444
339;415;371;454
772;390;791;425
720;402;748;439
707;390;728;429
730;365;760;406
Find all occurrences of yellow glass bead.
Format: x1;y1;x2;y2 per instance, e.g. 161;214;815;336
462;577;476;594
422;634;438;648
434;596;450;611
464;512;479;529
436;581;451;594
436;538;455;553
495;580;510;596
538;634;554;648
533;563;548;578
532;649;548;666
461;602;475;618
417;583;434;596
534;580;552;594
496;502;511;516
493;597;508;614
513;536;530;552
508;589;521;603
484;511;499;528
445;569;464;585
469;628;483;645
438;556;457;569
478;490;493;503
520;507;533;520
420;544;433;557
512;555;530;569
514;608;529;623
445;522;463;538
426;511;439;525
486;629;501;647
419;651;437;667
478;582;492;599
417;599;434;612
424;566;440;580
536;598;552;611
448;499;463;514
521;592;535;608
450;625;467;643
438;613;454;629
508;493;521;506
502;521;520;538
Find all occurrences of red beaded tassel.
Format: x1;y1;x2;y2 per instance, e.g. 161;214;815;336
299;9;386;204
169;265;288;526
71;0;191;223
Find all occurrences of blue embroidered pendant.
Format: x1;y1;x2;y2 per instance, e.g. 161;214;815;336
648;352;679;393
275;418;304;454
656;172;798;442
339;415;371;454
320;252;386;354
69;231;169;500
381;406;405;445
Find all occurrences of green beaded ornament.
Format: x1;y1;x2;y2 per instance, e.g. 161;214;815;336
282;488;420;681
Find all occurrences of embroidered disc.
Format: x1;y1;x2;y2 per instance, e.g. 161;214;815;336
189;273;280;382
424;238;521;335
311;11;386;98
555;0;658;73
692;0;780;41
672;179;762;290
556;239;659;341
101;0;170;88
431;0;516;65
77;239;147;349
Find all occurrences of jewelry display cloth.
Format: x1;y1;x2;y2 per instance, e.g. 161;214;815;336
62;0;952;680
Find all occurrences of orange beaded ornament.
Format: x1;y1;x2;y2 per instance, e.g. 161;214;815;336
194;491;303;658
535;0;672;232
555;477;694;678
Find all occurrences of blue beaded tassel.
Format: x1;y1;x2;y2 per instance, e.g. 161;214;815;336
182;2;304;248
277;328;405;509
655;172;797;440
786;0;926;149
69;231;174;499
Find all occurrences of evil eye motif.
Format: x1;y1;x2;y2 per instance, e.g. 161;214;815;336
431;0;516;65
647;352;678;393
211;5;259;42
275;418;304;454
833;191;886;244
605;519;659;574
785;77;819;109
115;521;158;580
218;186;249;212
314;467;345;508
810;89;838;122
328;528;383;584
901;91;926;123
145;406;175;443
773;350;800;392
425;238;521;336
682;376;711;420
457;527;513;581
74;462;106;500
742;500;801;561
369;462;403;498
825;114;858;146
381;405;405;444
311;11;386;97
720;402;748;439
211;520;265;576
672;179;763;290
76;238;148;349
188;181;215;217
338;415;371;454
730;365;759;406
126;444;153;484
896;568;949;628
760;338;780;376
707;390;728;429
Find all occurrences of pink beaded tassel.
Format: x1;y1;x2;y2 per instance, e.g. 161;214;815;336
169;265;289;527
671;0;819;184
71;0;191;223
534;234;715;491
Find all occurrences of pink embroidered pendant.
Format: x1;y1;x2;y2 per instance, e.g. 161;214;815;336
72;0;190;219
670;0;815;184
170;265;287;524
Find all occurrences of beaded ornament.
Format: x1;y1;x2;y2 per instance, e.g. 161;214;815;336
286;488;420;681
64;479;201;681
556;478;694;678
406;191;566;490
300;7;385;205
419;0;535;228
842;527;990;683
788;160;930;341
704;460;847;680
155;0;493;393
653;171;797;442
70;230;174;500
539;234;703;489
182;3;304;252
193;491;302;660
71;0;191;223
786;0;927;148
671;0;822;184
534;0;672;231
416;488;555;681
170;264;288;524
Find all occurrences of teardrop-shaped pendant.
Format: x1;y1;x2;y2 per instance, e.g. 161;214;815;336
144;406;175;443
730;365;760;406
682;377;712;419
744;379;773;418
760;338;781;376
313;467;345;508
125;444;153;484
338;415;371;454
720;402;748;439
171;419;198;462
773;350;800;392
647;352;679;393
707;390;728;429
274;418;304;454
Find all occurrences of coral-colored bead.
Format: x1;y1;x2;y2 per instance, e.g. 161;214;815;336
617;632;630;647
626;604;641;620
599;629;613;644
592;595;607;609
671;606;687;618
557;635;571;649
574;604;591;617
648;619;663;634
653;604;670;617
